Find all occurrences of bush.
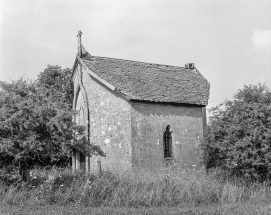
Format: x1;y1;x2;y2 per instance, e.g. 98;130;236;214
205;83;271;181
0;66;105;181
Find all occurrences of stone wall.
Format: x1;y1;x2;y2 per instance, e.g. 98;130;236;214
80;66;132;172
131;102;204;171
73;63;207;173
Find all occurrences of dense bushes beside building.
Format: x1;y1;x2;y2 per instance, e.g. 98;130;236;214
205;84;271;181
0;66;104;182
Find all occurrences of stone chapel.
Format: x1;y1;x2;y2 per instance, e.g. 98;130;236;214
71;31;210;173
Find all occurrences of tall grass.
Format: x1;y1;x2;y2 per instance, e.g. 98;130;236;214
0;167;270;207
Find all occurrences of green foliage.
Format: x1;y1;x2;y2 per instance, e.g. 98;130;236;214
0;66;104;181
205;83;271;181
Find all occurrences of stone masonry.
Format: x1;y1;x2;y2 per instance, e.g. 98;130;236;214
71;31;210;173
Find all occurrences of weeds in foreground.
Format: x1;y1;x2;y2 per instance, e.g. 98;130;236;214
0;168;270;207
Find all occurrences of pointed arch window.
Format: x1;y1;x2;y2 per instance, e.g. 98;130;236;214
163;125;172;158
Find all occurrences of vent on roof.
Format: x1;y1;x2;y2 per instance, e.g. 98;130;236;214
185;63;194;69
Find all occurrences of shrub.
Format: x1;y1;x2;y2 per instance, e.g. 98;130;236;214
0;66;105;181
205;83;271;181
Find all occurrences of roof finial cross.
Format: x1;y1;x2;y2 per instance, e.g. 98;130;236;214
77;30;82;56
77;30;82;37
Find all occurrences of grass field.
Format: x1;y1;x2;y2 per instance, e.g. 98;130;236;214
1;204;270;215
0;168;271;214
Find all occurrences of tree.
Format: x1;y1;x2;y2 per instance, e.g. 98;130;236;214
0;66;104;182
205;83;271;181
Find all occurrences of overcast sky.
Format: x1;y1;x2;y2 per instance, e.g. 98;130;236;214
0;0;271;111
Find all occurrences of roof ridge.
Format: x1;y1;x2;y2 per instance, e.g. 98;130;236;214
84;55;185;69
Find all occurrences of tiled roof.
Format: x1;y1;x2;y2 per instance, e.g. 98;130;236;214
81;53;210;105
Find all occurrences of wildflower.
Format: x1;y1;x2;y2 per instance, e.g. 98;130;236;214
48;174;55;181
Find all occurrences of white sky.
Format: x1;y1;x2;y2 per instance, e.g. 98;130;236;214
0;0;271;112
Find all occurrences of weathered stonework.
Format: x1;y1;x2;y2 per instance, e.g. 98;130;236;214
80;66;132;172
131;102;203;170
72;64;207;173
71;32;209;173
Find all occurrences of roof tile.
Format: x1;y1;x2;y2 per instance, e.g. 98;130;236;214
81;53;210;105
